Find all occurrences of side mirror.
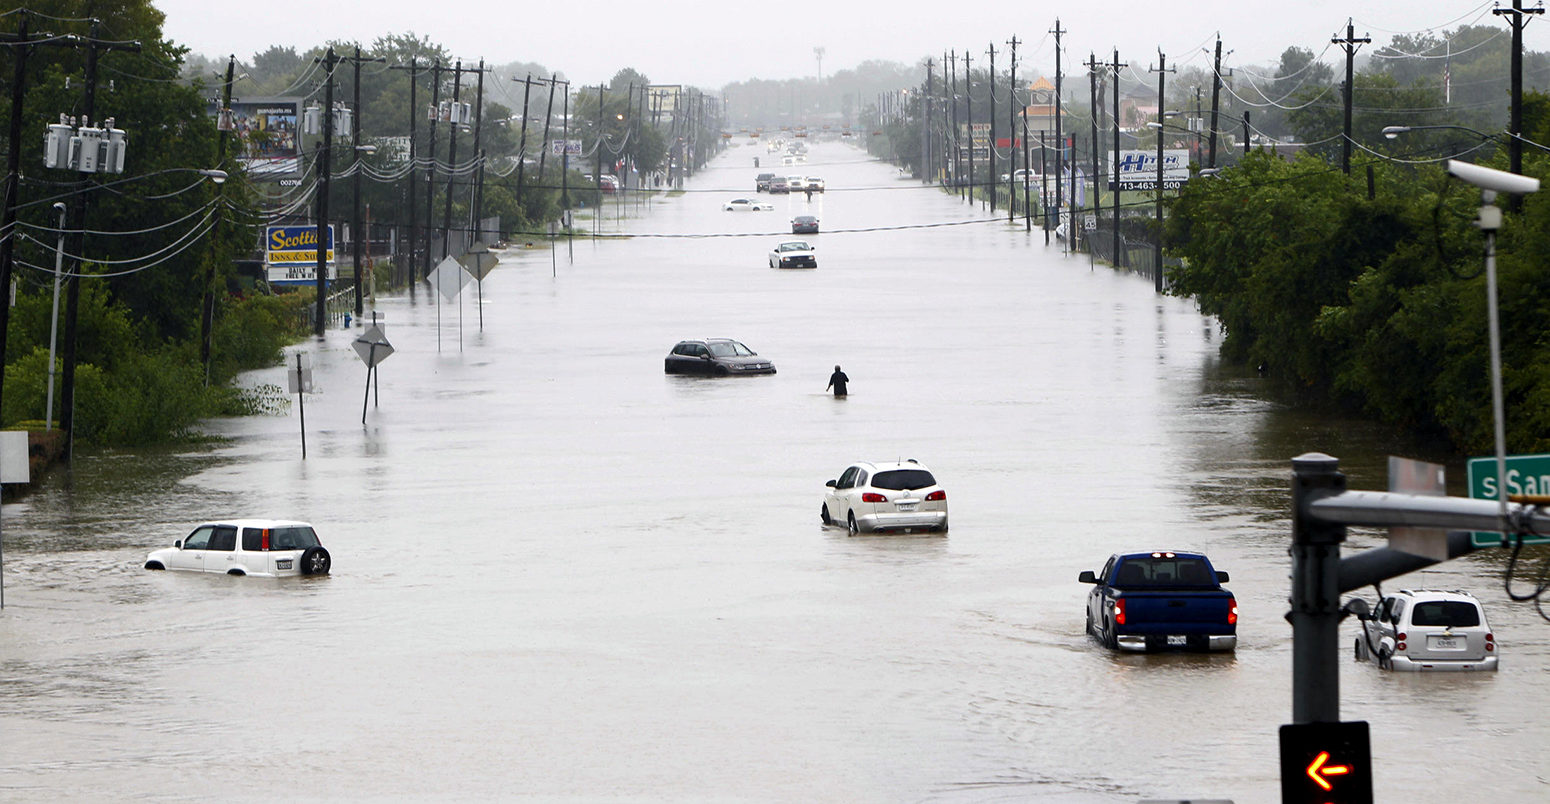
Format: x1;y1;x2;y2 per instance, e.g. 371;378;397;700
174;539;183;549
700;354;713;361
825;479;837;488
1078;570;1097;584
1342;598;1372;621
1214;570;1230;583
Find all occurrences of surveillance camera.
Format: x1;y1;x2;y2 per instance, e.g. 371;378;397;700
1447;159;1540;195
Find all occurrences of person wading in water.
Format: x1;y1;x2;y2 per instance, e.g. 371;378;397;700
826;365;849;397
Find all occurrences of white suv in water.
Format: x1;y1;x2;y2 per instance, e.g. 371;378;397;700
144;519;331;577
1353;589;1497;671
822;460;948;534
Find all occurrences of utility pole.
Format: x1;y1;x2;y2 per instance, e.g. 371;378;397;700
538;75;559;178
200;54;236;379
964;51;974;205
1332;20;1370;175
1051;19;1065;249
924;58;934;186
516;75;533;210
422;59;441;290
471;59;486;249
1088;53;1102;252
987;41;997;213
950;51;961;198
1494;0;1542;205
1111;49;1122;269
441;60;462;259
1008;36;1020;223
396;59;419;296
1208;36;1230;169
595;82;605;226
314;46;337;337
347;47;387;320
0;16;35;431
1151;49;1174;293
61;19;139;454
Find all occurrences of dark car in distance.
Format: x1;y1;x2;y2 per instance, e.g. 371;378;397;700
756;172;776;192
664;339;777;376
792;215;819;234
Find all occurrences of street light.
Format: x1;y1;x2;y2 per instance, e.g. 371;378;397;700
1447;159;1540;528
197;168;228;184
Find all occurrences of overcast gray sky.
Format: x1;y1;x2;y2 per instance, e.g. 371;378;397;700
154;0;1550;88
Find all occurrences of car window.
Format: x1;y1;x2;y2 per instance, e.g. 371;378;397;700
1111;557;1214;587
673;343;694;356
1389;599;1407;624
241;528;264;551
732;341;754;356
837;467;859;490
182;526;214;550
870;469;936;490
708;342;735;357
856;470;869;487
1410;601;1482;628
1100;556;1116;580
271;526;319;551
208;526;237;552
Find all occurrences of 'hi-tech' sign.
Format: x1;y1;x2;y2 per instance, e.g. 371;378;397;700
1109;149;1189;191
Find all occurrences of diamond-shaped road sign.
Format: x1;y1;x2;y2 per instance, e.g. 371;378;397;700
352;325;394;368
458;242;500;281
429;255;471;301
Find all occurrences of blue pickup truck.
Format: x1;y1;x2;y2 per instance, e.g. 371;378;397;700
1079;551;1238;652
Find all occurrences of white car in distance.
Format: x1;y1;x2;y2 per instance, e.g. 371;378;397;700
723;198;775;212
145;519;332;577
822;460;948;534
1352;589;1498;671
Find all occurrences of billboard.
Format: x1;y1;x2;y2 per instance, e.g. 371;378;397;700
647;85;681;114
265;225;336;287
1109;149;1190;191
211;97;302;177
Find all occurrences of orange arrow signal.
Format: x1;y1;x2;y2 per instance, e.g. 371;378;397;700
1306;750;1351;791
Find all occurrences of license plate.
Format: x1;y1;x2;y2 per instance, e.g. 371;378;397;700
896;503;917;512
1166;635;1187;646
1430;635;1462;650
276;559;293;570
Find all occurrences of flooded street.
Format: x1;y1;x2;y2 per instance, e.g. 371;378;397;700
2;141;1547;801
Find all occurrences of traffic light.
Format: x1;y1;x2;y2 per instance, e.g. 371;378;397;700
1279;721;1372;804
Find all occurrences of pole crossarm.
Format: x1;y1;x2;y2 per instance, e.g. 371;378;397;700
1307;489;1550;535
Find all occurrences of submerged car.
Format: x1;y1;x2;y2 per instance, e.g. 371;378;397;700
724;198;775;212
822;460;948;534
145;519;331;577
663;338;776;376
769;240;816;269
791;215;819;234
756;172;776;191
1352;589;1498;671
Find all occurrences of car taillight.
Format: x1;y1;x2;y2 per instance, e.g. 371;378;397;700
1396;632;1407;652
1486;633;1495;651
1227;596;1238;626
861;492;887;503
1115;598;1127;626
925;490;946;501
261;529;270;551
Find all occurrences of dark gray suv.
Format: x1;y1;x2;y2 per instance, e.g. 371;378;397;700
664;339;777;376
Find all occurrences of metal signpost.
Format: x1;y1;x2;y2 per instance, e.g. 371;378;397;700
287;353;313;459
352;320;394;424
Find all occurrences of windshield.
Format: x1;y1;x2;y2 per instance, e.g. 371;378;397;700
781;242;810;252
708;341;755;357
871;469;936;491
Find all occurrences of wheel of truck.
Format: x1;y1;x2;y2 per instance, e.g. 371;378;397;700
1084;610;1094;637
300;547;332;576
1104;618;1119;650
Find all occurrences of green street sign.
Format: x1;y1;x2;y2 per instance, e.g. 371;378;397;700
1467;453;1550;546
